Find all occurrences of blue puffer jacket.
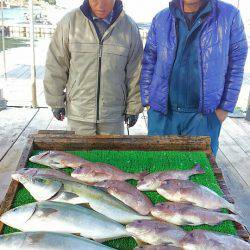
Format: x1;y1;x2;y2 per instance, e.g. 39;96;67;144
140;0;248;114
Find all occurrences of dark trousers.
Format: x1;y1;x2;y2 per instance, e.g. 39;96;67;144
148;109;222;156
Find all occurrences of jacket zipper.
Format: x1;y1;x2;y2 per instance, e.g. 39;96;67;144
198;17;212;113
96;42;103;122
167;19;178;114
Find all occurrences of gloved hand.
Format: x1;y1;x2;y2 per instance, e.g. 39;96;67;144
125;115;139;128
52;108;65;121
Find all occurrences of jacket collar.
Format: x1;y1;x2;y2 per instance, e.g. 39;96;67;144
80;0;123;25
170;0;217;20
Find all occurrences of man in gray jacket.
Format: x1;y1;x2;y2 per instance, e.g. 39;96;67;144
44;0;143;135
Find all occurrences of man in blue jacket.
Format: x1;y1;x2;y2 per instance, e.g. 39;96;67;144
140;0;248;155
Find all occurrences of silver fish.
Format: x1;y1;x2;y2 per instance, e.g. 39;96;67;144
181;230;250;250
12;168;89;186
0;201;129;241
29;151;89;169
12;168;78;183
95;180;153;215
12;173;152;224
157;180;236;213
151;202;244;226
126;220;186;247
137;165;205;191
0;232;115;250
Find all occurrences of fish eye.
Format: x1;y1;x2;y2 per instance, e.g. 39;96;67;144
51;160;60;165
36;178;45;183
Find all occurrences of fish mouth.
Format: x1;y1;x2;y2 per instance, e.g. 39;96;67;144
29;151;50;163
11;173;30;185
38;151;50;159
11;173;21;181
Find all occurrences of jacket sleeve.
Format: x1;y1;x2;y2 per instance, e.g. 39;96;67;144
219;10;248;113
139;18;157;107
125;23;144;115
43;18;70;109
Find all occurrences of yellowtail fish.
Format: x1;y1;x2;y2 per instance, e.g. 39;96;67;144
0;201;129;241
12;173;152;224
0;232;115;250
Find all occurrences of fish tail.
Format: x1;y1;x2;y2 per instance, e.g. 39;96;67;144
229;214;247;228
193;164;205;174
134;171;149;180
226;202;238;214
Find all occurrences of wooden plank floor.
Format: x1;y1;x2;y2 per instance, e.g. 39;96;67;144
0;107;250;231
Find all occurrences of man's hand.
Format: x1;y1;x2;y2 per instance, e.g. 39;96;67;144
52;108;65;121
125;115;139;128
215;109;228;123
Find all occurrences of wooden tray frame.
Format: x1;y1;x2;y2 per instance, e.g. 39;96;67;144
0;131;249;241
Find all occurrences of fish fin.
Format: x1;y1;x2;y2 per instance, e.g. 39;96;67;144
180;187;193;196
134;171;149;181
92;238;106;243
58;192;79;201
229;214;247;228
226;202;238;214
133;237;145;247
212;208;223;212
80;203;92;209
193;164;205;175
181;218;195;225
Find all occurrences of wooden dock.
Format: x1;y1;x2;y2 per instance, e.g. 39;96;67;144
0;38;250;231
0;107;250;231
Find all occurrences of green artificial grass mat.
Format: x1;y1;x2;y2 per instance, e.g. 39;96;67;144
2;150;237;250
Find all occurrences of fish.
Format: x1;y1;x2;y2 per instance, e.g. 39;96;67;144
29;151;89;169
0;232;115;250
71;162;148;183
126;220;186;247
180;230;250;250
0;201;129;242
137;164;205;191
135;245;181;250
156;180;237;213
12;173;152;224
12;168;77;183
94;180;153;215
151;202;244;226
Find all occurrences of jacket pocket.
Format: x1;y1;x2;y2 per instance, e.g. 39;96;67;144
207;112;221;129
69;43;99;54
